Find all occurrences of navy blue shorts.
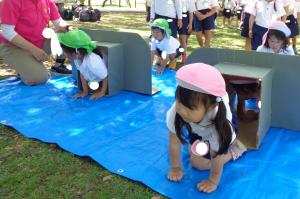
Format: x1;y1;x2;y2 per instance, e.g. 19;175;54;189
155;13;178;38
240;12;250;37
236;8;243;20
251;23;268;50
178;12;190;35
193;9;215;32
286;14;299;38
223;9;232;18
156;47;182;59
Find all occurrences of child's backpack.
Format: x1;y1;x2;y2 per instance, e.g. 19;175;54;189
79;8;91;22
79;7;101;22
60;8;74;21
89;8;101;22
73;4;85;18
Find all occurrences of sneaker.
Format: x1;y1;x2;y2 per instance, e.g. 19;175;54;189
229;139;247;160
51;64;72;75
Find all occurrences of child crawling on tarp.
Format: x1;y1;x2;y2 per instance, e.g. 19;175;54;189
57;29;108;100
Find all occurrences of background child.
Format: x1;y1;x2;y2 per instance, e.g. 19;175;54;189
178;0;195;63
248;0;286;50
150;18;181;74
220;0;237;28
167;63;246;193
150;0;183;38
193;0;218;47
240;0;253;50
57;29;108;100
146;0;152;22
257;20;295;55
282;0;300;55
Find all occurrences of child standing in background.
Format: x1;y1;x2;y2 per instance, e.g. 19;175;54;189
150;0;183;38
257;20;295;55
220;0;237;28
167;63;246;193
57;29;108;100
248;0;286;50
193;0;218;48
240;0;253;50
178;0;195;63
150;18;181;74
146;0;152;22
282;0;300;54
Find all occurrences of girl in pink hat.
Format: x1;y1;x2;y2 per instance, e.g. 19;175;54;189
166;63;246;193
256;20;295;55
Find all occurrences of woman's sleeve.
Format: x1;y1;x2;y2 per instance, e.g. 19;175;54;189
49;0;61;21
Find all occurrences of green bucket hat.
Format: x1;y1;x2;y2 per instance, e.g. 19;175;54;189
150;18;172;37
57;29;96;53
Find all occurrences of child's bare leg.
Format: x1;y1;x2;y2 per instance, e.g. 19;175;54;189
204;30;212;48
196;31;204;47
245;37;252;50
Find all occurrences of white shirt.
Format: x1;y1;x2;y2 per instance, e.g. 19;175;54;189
74;52;108;82
166;94;236;152
181;0;197;12
248;0;286;28
151;0;183;19
256;45;295;55
282;0;297;16
151;36;180;54
224;0;236;9
195;0;218;10
146;0;152;7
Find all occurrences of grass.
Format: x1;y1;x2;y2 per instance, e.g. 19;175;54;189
0;12;299;198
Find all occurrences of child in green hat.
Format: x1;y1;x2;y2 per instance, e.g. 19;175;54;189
57;29;108;100
150;18;182;74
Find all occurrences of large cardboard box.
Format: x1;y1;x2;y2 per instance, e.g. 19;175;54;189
186;48;300;149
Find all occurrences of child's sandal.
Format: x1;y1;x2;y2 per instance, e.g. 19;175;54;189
229;139;247;160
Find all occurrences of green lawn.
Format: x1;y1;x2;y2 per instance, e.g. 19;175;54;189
0;12;299;199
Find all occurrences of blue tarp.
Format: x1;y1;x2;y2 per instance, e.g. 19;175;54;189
0;69;300;199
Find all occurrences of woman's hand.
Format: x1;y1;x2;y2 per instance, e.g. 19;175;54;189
168;167;184;182
197;179;218;193
30;47;49;62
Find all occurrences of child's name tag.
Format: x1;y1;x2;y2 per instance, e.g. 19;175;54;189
183;14;188;18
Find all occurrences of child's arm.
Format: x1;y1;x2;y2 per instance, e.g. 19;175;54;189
188;12;194;33
248;14;255;38
168;132;184;181
73;73;89;99
90;77;108;100
197;154;225;193
156;54;170;74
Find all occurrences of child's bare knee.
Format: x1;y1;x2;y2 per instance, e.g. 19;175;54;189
190;156;211;170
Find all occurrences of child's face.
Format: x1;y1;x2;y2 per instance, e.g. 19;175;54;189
268;35;284;53
176;101;213;123
152;29;164;41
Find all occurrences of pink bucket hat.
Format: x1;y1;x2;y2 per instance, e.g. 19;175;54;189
176;63;226;97
262;21;291;45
